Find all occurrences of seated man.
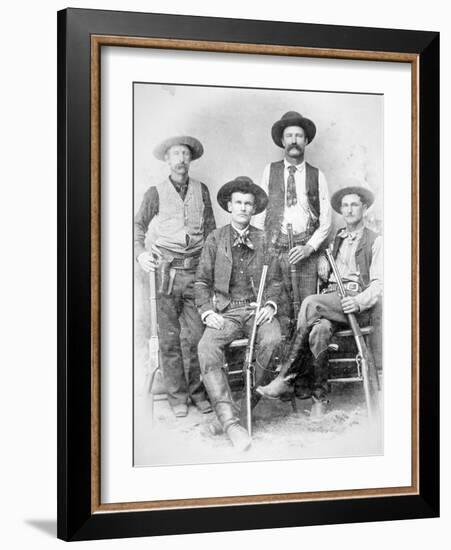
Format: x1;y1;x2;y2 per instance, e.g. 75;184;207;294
257;184;382;418
195;177;283;451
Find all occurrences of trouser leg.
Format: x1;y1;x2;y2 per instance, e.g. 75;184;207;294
308;318;334;398
180;268;208;404
156;275;187;408
257;293;343;398
278;250;319;321
240;316;282;414
198;319;242;427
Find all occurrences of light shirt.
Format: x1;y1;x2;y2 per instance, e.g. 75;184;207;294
329;227;383;312
253;159;332;251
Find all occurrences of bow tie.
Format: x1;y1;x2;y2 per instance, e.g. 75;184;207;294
340;231;359;242
232;230;254;250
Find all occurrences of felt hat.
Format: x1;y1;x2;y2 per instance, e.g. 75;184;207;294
153;135;204;161
331;185;375;213
271;111;317;147
217;176;268;215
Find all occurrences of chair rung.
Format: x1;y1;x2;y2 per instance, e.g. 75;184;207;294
328;377;363;383
228;338;249;348
335;326;373;338
329;358;357;363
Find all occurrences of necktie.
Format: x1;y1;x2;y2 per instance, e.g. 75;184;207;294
232;229;254;250
286;165;297;207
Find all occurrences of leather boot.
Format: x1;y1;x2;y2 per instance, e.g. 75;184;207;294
226;424;252;452
256;328;308;399
310;396;328;419
202;367;251;450
310;350;329;419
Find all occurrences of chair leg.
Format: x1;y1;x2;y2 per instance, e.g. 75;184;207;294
290;395;298;413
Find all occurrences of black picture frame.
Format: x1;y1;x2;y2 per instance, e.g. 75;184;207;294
57;7;439;541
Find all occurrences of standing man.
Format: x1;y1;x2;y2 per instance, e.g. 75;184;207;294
195;177;283;451
135;135;216;418
254;111;332;326
257;185;382;418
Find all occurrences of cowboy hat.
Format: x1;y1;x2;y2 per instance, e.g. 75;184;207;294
153;135;204;161
271;111;317;148
331;185;375;213
217;176;268;215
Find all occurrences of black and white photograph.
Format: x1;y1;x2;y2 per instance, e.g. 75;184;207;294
133;82;383;466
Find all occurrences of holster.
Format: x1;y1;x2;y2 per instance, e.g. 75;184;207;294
157;259;175;295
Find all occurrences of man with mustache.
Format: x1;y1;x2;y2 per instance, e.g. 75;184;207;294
135;136;216;418
254;111;332;330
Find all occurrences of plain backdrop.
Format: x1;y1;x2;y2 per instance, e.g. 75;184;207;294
0;0;448;548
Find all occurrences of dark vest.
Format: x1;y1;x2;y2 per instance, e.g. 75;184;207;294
264;160;320;245
213;225;269;312
332;226;379;289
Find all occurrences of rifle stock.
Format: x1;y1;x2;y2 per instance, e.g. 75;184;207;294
325;249;378;421
242;264;269;437
146;268;160;393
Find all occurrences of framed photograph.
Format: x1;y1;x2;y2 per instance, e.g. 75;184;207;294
57;8;439;541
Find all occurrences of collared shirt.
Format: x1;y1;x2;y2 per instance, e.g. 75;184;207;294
329;227;383;312
253;159;331;251
231;222;251;239
169;175;189;200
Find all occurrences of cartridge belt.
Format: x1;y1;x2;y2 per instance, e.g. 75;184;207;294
322;281;362;294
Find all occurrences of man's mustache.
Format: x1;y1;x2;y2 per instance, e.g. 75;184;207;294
287;144;302;152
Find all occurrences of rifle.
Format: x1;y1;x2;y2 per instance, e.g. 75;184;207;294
286;223;301;321
146;267;160;423
325;249;379;421
242;264;269;437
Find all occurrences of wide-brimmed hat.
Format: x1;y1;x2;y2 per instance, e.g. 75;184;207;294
271;111;317;148
217;176;269;215
331;185;375;213
153;135;204;161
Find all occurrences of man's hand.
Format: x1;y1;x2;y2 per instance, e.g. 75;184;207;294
341;296;360;314
204;312;225;330
317;255;331;281
256;304;276;326
137;245;163;272
288;244;314;265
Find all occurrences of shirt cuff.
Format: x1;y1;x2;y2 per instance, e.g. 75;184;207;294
201;310;215;323
354;294;367;313
264;301;277;315
306;238;319;252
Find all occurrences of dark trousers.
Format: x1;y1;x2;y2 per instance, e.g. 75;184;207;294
156;267;207;407
198;307;282;376
198;307;282;425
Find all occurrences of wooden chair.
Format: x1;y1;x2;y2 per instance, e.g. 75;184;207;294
327;325;381;417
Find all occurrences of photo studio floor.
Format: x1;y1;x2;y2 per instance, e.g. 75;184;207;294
134;381;383;467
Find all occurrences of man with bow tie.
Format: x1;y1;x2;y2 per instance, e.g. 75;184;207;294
134;136;216;419
257;185;382;418
195;177;282;450
253;111;332;327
